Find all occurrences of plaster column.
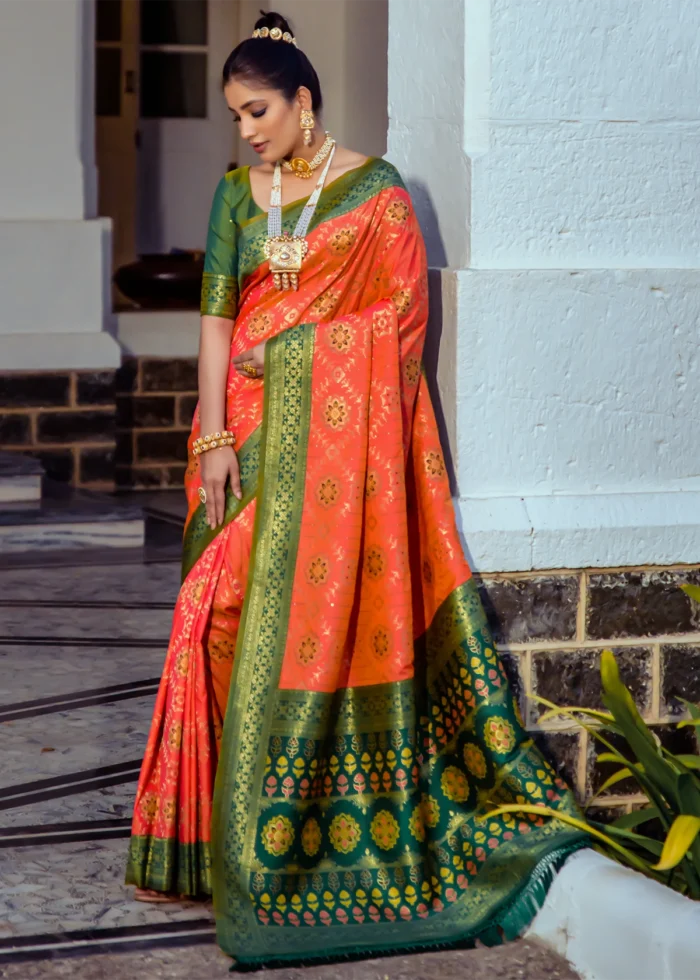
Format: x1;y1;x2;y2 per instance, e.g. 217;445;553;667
0;0;119;370
388;0;700;572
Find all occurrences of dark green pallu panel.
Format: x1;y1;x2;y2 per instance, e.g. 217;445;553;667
210;323;588;969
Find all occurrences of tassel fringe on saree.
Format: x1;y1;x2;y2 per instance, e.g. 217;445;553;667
126;158;587;967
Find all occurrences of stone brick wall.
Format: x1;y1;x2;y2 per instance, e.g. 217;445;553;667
479;565;700;816
115;357;197;490
0;370;116;488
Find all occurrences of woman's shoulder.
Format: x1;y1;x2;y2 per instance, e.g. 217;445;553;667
368;157;406;191
333;147;405;191
212;165;252;207
223;165;252;188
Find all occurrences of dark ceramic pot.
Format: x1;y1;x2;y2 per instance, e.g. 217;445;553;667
114;253;204;310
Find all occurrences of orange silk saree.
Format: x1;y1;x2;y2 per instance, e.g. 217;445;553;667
126;158;585;967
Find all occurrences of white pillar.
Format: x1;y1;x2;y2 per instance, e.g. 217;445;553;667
0;0;119;370
388;0;700;572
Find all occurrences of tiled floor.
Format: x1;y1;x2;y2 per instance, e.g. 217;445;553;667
0;551;217;972
0;537;578;978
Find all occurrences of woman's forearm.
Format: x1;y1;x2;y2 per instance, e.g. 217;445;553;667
198;315;234;434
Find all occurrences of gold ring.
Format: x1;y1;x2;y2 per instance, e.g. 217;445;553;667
242;363;257;378
198;486;207;504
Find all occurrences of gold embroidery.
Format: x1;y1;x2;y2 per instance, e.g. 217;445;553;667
365;471;378;498
311;288;342;318
297;635;320;665
404;358;420;386
200;272;237;318
392;287;413;317
316;478;340;507
324;397;349;429
386;199;410;224
329;323;354;353
372;307;393;338
424;451;446;478
247;311;273;338
371;626;390;660
365;546;385;580
328;227;357;255
306;556;329;586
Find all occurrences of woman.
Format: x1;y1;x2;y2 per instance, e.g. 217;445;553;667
126;12;586;968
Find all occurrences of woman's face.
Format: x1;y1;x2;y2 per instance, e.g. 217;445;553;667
224;78;306;163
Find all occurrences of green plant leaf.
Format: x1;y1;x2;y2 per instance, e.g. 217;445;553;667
529;693;614;725
484;804;656;876
588;821;664;857
680;584;700;606
609;807;660;831
587;767;635;803
672;755;700;771
676;772;700;813
677;698;700;722
597;752;631;764
653;815;700;871
600;650;681;806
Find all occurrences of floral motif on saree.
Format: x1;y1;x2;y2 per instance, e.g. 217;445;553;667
126;158;586;966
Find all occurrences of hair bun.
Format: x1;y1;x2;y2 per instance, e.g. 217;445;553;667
254;10;294;38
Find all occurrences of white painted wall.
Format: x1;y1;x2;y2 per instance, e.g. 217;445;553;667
0;0;119;370
388;0;700;571
0;0;93;220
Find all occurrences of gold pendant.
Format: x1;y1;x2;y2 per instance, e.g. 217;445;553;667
288;157;314;179
264;234;309;291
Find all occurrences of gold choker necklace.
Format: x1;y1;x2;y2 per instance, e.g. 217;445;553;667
282;132;335;179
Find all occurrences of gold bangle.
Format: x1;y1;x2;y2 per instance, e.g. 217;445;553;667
192;431;236;456
192;429;235;451
193;436;235;457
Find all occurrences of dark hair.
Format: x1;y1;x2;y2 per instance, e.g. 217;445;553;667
222;11;323;112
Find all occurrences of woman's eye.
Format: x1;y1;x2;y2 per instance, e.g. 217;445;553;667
252;109;266;118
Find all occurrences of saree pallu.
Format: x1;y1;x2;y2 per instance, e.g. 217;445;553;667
126;159;586;966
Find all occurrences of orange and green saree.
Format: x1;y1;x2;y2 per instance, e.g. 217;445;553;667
126;158;586;967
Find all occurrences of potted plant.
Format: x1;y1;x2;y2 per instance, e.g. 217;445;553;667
486;647;700;897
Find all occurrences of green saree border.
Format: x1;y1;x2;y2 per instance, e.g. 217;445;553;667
125;836;212;898
230;835;585;971
181;425;262;582
212;321;316;951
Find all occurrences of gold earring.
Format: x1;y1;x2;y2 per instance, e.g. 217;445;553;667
300;109;314;146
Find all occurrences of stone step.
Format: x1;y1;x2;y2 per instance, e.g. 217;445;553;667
0;453;43;505
0;480;145;555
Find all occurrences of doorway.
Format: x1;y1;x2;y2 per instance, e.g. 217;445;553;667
95;0;238;274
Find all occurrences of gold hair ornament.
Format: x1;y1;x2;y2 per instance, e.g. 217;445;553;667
251;26;297;46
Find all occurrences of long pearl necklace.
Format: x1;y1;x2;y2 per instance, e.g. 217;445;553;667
264;144;336;291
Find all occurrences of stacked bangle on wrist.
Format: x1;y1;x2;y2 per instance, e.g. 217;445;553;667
192;430;236;456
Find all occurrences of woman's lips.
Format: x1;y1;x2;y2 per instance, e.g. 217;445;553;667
251;141;268;154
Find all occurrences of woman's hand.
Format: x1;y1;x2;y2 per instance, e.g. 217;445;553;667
232;341;266;380
200;445;241;529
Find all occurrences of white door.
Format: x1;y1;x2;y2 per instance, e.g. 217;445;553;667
137;0;239;255
95;0;140;272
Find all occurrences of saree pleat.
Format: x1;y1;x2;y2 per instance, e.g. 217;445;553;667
127;159;587;962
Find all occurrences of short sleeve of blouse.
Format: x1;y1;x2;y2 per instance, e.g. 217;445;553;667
200;171;244;319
